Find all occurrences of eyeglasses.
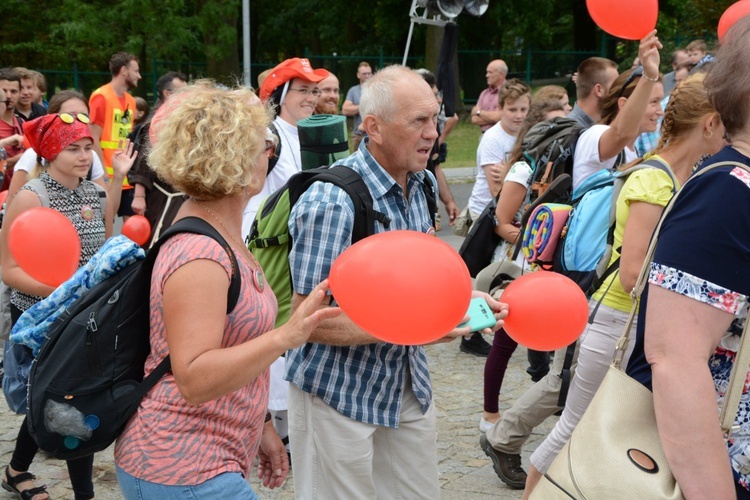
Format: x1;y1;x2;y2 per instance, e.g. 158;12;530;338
289;87;322;98
59;112;90;124
264;136;278;159
617;66;644;100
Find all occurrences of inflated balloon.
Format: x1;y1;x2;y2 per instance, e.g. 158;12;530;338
8;207;81;287
329;230;472;345
501;271;588;351
121;215;151;245
0;190;8;207
586;0;658;40
718;0;750;42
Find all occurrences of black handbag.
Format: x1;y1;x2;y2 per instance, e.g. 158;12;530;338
458;194;501;277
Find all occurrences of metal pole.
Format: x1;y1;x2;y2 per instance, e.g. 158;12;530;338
243;0;251;87
403;19;416;66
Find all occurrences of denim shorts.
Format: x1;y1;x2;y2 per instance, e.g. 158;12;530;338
116;465;259;499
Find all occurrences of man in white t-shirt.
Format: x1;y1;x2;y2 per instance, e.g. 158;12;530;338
461;79;530;357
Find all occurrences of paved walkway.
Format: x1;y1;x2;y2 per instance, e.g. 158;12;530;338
0;342;556;499
0;168;566;499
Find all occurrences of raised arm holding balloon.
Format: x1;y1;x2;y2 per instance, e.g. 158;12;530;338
572;31;664;190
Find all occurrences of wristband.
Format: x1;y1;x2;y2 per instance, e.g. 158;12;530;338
642;73;659;83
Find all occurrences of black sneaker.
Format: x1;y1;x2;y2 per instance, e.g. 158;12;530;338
480;433;527;489
460;332;491;357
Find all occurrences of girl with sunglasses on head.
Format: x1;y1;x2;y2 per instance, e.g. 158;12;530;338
573;30;664;190
8;91;118;211
1;113;135;500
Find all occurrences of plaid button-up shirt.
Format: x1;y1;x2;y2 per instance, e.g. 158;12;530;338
285;140;438;428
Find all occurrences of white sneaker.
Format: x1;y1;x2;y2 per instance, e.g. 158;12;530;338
479;417;495;433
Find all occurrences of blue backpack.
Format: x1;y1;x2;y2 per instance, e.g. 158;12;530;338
554;158;677;296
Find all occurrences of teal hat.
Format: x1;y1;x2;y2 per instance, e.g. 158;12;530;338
297;114;349;171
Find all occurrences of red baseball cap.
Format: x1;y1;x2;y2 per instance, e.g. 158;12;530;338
259;58;330;102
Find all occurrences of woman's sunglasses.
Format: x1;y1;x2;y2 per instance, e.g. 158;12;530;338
59;112;91;125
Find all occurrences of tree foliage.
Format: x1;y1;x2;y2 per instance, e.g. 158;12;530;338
0;0;734;81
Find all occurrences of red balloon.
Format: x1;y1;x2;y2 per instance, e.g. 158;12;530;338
0;190;8;207
329;230;472;345
8;207;81;287
501;272;589;351
122;215;151;245
718;0;750;42
586;0;658;40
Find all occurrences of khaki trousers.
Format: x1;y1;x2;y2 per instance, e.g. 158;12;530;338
288;376;440;499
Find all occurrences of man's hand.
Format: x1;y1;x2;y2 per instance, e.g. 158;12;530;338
426;291;508;345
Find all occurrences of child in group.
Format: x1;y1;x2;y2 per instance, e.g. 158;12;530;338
686;39;708;65
459;79;531;356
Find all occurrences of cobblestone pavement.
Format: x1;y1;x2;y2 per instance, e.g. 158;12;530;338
0;169;562;499
1;343;556;499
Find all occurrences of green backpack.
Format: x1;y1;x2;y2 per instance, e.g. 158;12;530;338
247;165;436;327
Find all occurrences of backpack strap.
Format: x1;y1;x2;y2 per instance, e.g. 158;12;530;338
597;157;679;289
25;178;50;208
26;177;107;219
420;171;438;229
293;165;391;242
132;216;243;396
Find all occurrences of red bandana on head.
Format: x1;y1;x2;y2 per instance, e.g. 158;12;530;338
22;114;93;162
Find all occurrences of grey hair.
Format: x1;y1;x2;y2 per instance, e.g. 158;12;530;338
360;65;416;123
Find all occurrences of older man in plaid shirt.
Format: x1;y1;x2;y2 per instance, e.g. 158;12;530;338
285;65;505;498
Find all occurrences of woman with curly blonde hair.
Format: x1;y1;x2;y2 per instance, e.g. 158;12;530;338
114;84;340;499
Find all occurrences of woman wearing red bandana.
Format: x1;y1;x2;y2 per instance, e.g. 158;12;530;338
0;113;136;500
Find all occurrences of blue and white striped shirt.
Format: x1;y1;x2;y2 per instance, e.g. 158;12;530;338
285;140;438;428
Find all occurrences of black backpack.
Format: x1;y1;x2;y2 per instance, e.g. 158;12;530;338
248;165;437;327
26;217;240;460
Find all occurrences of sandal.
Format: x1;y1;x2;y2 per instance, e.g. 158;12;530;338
1;466;49;500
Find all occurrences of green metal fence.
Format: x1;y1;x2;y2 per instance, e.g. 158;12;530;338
41;60;208;104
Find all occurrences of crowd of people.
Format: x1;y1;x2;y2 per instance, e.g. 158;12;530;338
0;17;749;499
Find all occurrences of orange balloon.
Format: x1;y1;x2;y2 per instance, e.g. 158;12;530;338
501;271;589;351
8;207;81;287
586;0;658;40
329;230;472;345
122;215;151;246
718;0;750;41
0;190;8;207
